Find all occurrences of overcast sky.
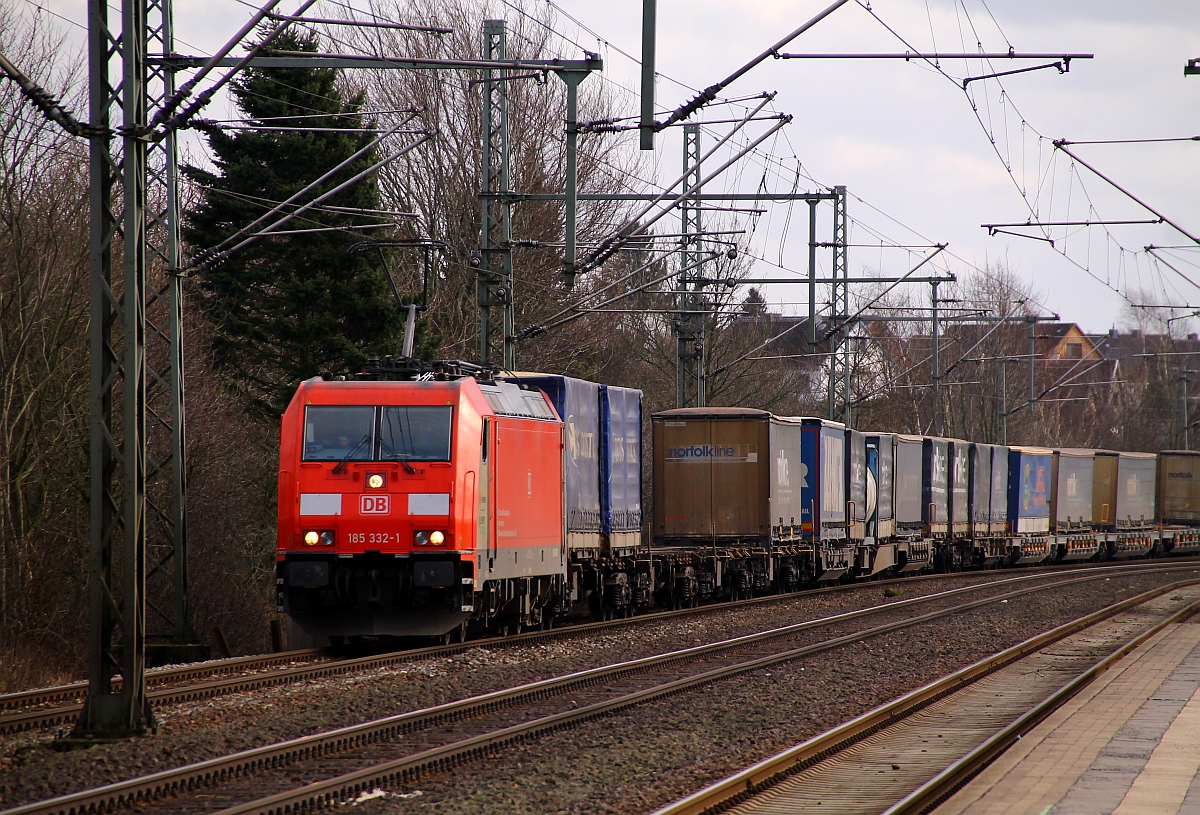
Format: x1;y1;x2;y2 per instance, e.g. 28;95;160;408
543;0;1200;333
33;0;1200;332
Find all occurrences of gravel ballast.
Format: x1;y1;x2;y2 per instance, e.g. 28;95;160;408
0;566;1196;811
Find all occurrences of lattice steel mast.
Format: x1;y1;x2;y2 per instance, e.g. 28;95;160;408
76;0;158;738
676;123;705;407
478;20;515;371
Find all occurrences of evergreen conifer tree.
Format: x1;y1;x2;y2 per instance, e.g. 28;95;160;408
184;29;404;415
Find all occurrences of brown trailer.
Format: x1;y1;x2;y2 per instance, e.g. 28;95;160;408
1158;450;1200;525
1094;451;1157;530
652;408;804;546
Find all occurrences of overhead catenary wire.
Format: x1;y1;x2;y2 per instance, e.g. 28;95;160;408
189;128;431;272
579;94;782;271
714;245;947;375
656;0;854;130
849;0;1171;309
535;251;724;334
155;0;323;137
186;118;417;269
580;119;792;275
1053;141;1200;249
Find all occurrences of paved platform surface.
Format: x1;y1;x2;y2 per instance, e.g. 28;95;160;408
934;618;1200;815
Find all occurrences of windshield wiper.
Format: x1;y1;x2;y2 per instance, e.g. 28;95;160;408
381;440;418;474
332;434;370;474
384;410;418;474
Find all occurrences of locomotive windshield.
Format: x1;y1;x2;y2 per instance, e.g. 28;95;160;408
380;406;453;461
302;405;452;462
303;406;375;462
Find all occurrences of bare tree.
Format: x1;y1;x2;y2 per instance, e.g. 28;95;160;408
0;0;91;686
334;0;641;367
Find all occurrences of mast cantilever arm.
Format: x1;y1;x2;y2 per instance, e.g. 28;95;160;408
656;0;853;130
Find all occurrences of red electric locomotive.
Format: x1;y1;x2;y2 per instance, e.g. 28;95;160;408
277;372;567;642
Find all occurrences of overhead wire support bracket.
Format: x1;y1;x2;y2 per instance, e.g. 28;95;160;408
773;51;1092;61
1052;140;1200;246
264;14;452;33
654;0;853;132
770;49;1093;91
157;52;604;74
743;274;955;285
713;245;947;376
468;71;548;86
962;61;1066;88
983;218;1163;229
1145;247;1200;291
986;228;1055;245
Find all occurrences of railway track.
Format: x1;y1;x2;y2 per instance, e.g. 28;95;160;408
3;558;1192;736
5;565;1196;815
0;650;325;715
651;585;1200;815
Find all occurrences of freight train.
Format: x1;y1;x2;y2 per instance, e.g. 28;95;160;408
275;362;1200;643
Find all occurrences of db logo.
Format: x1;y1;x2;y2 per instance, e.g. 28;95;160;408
360;495;390;514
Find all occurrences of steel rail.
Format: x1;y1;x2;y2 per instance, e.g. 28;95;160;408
649;585;1200;815
0;649;324;713
7;568;1188;815
882;600;1200;814
208;576;1200;815
3;560;1193;733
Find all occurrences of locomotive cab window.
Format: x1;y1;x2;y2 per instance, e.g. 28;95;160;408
303;406;375;462
380;406;453;462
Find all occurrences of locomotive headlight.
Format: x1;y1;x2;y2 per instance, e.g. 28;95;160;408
367;473;385;489
430;530;445;545
304;531;320;546
415;531;429;546
319;531;335;546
